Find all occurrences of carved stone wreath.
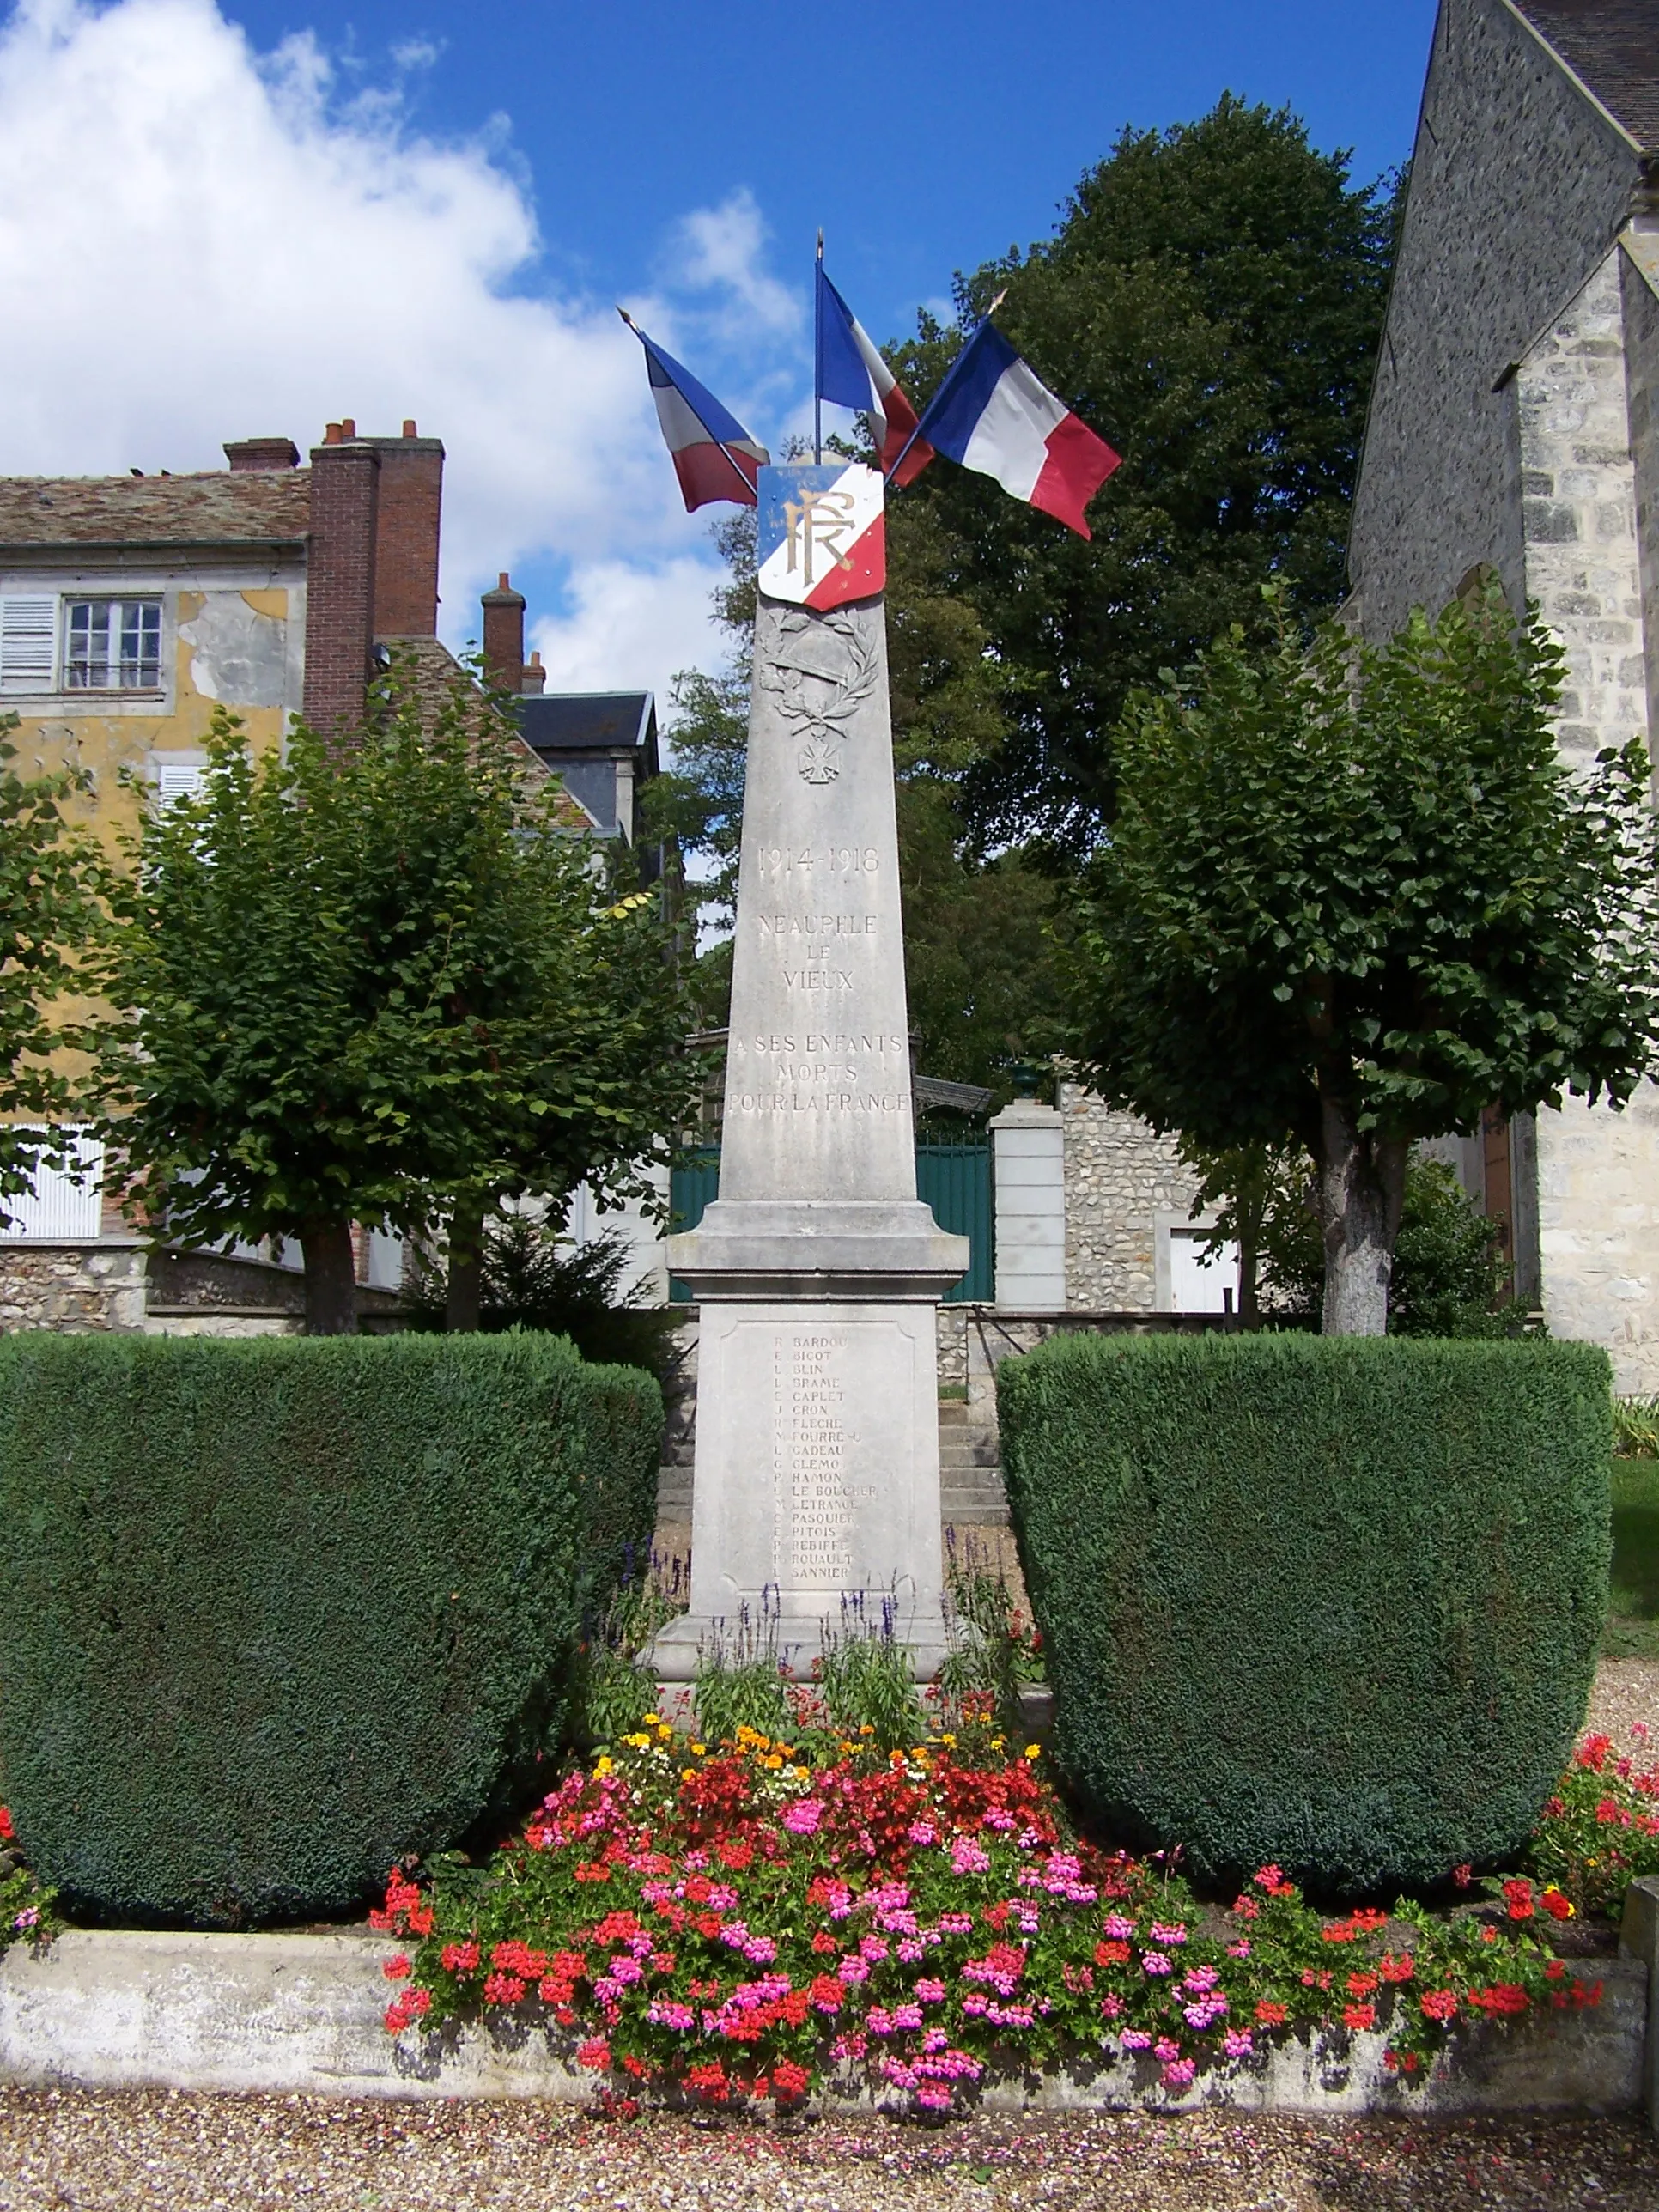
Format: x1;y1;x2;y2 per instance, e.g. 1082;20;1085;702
760;610;882;787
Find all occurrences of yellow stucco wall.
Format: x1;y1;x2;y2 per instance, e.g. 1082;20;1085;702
6;586;294;861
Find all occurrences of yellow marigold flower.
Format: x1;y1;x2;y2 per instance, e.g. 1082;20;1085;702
859;1724;874;1737
763;1753;783;1771
682;1767;696;1782
691;1743;707;1756
791;1765;809;1780
594;1756;614;1777
1024;1745;1041;1760
643;1712;662;1726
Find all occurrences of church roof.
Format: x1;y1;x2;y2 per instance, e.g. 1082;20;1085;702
1512;0;1659;150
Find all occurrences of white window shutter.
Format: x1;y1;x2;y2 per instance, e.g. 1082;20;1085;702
0;597;57;691
156;763;206;808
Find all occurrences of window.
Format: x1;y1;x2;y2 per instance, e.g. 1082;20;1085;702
64;599;161;690
0;1130;104;1241
0;596;57;691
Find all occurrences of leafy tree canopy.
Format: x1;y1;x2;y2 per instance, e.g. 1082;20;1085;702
887;95;1398;856
94;669;692;1332
1063;585;1659;1332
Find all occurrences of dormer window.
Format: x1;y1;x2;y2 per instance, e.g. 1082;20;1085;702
65;598;161;690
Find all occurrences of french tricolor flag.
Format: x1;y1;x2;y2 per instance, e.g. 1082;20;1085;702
622;313;770;512
914;320;1121;538
815;264;933;489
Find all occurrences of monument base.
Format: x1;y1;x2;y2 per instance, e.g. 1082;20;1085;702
647;1298;948;1684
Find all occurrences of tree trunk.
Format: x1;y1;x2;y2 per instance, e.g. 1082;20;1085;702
1316;1090;1407;1336
300;1220;359;1336
446;1191;487;1334
1237;1206;1261;1330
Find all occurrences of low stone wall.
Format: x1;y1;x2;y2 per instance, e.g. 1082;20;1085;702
0;1242;148;1332
0;1927;1643;2117
0;1242;409;1338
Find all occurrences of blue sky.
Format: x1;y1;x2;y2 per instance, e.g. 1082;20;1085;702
0;0;1438;704
228;0;1436;356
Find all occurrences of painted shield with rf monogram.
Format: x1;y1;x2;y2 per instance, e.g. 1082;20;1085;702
756;462;884;610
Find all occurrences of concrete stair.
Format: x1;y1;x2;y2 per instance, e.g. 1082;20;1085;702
938;1395;1008;1527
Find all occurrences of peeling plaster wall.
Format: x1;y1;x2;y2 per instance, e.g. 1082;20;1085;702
178;590;289;709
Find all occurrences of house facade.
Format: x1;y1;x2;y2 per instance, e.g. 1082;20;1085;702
0;422;661;1334
1347;0;1659;1389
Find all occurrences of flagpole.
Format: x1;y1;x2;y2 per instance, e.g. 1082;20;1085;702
884;293;1007;486
617;307;759;502
814;229;824;467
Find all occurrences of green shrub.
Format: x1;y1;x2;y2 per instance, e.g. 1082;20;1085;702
998;1334;1609;1893
0;1330;662;1928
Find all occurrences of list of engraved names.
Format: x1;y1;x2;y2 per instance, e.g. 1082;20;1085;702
772;1329;877;1588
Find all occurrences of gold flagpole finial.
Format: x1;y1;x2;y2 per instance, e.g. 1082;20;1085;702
617;306;639;331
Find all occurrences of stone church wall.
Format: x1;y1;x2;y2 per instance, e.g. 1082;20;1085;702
1347;0;1638;644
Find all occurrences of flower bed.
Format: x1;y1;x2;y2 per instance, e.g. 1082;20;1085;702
374;1702;1654;2116
0;1807;58;1960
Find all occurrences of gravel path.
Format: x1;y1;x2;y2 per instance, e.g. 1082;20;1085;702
1583;1658;1659;1755
0;2094;1654;2212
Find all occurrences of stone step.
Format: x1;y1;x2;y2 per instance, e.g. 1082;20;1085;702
941;1493;1010;1528
938;1399;972;1426
939;1438;1001;1469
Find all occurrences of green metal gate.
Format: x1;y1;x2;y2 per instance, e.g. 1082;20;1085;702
915;1136;994;1302
669;1139;992;1303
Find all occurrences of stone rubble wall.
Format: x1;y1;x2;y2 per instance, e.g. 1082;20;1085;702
0;1244;148;1333
1060;1084;1205;1313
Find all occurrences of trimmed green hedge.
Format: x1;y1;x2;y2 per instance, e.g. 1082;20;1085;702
998;1334;1610;1893
0;1330;661;1927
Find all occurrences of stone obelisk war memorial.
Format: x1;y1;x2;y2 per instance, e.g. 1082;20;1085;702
655;462;969;1680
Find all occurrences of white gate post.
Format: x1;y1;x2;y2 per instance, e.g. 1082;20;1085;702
990;1097;1066;1310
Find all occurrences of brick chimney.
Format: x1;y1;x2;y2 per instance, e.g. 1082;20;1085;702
481;573;526;691
521;648;547;695
303;424;380;737
224;436;300;471
366;421;444;637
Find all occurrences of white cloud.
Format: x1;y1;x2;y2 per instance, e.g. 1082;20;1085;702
0;0;792;695
527;557;728;726
666;187;801;339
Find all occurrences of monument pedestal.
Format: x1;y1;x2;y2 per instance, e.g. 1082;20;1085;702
650;1298;948;1680
650;464;969;1685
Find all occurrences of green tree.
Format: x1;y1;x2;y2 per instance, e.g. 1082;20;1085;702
94;672;691;1335
1064;586;1659;1334
0;720;106;1220
1185;1144;1529;1336
887;96;1398;854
